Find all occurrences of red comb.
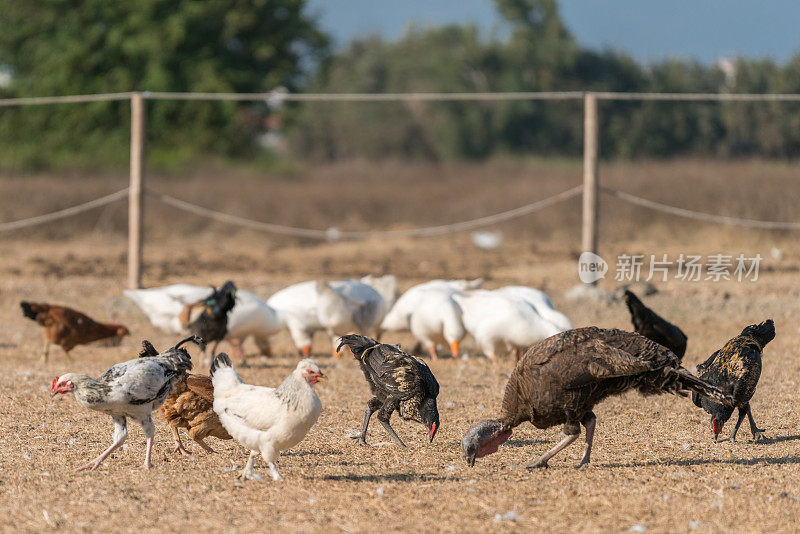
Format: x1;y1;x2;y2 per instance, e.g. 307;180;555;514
51;377;59;390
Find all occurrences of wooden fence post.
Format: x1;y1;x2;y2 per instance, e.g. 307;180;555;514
582;91;599;280
128;92;145;289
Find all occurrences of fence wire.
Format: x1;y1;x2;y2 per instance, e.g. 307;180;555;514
6;90;800;106
601;187;800;230
146;186;584;240
2;184;799;236
0;188;129;232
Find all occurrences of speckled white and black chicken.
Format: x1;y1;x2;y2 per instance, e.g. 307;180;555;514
50;336;202;472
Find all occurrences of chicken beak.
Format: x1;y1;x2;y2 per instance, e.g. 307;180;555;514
429;422;438;442
50;390;59;398
316;372;327;383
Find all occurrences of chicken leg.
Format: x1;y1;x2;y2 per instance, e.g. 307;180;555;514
260;448;283;482
727;407;748;442
132;417;155;470
746;404;766;441
377;401;407;448
171;427;191;456
41;340;50;362
240;450;264;481
354;397;382;446
76;417;128;472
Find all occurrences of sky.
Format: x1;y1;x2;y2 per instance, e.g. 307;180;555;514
308;1;800;64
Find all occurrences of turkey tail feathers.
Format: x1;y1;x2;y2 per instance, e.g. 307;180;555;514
673;368;734;406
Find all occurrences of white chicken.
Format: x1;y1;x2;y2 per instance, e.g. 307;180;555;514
124;284;210;334
267;275;397;357
50;336;200;471
380;279;482;359
124;284;283;358
210;354;325;481
497;285;574;331
453;290;564;365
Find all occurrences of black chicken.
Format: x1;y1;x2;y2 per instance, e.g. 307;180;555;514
181;281;237;358
691;319;774;442
337;334;440;448
461;327;733;469
624;290;687;359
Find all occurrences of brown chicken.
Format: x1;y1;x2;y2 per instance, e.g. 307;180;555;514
143;340;231;455
20;301;130;362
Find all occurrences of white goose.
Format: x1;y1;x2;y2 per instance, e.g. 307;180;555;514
267;275;396;357
380;279;482;359
452;289;564;365
497;285;573;331
124;284;283;359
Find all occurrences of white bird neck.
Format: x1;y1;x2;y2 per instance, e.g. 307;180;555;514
274;371;318;411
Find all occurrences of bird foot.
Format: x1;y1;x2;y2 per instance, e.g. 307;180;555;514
239;469;264;482
356;437;367;446
751;431;767;442
519;459;549;470
132;462;153;471
173;444;192;456
575;461;591;470
75;460;103;472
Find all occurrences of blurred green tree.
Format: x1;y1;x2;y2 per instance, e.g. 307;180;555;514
0;0;328;170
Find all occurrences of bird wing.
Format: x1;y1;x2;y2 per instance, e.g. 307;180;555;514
696;350;719;374
561;338;668;390
362;345;426;400
185;374;215;403
101;359;176;405
216;384;283;431
413;357;440;397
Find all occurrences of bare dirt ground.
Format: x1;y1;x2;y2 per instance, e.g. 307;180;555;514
1;158;800;532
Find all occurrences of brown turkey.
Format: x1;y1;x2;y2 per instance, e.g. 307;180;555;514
623;290;687;359
461;327;734;469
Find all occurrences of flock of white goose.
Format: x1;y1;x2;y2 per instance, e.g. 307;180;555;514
123;276;573;363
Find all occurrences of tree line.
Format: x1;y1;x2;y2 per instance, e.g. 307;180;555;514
2;0;800;171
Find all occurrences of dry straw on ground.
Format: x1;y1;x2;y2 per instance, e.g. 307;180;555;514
1;159;799;532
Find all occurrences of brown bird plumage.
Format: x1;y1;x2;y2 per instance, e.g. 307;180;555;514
20;301;130;362
462;327;734;469
691;319;774;442
624;290;687;359
141;340;231;455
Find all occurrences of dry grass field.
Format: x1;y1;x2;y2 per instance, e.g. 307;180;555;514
1;158;800;532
